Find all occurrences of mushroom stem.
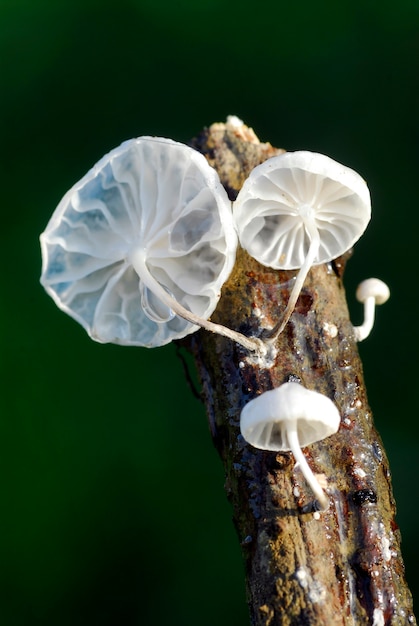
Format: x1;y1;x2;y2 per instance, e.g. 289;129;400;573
286;423;329;512
265;219;320;342
130;249;266;356
354;296;376;342
353;278;390;342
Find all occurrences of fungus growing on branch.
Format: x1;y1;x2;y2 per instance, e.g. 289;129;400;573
233;151;371;340
40;136;263;353
240;382;341;511
353;278;390;341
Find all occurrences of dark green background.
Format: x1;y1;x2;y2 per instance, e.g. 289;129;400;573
1;1;418;624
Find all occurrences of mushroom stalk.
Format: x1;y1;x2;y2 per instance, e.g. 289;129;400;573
353;278;390;342
130;249;266;356
353;296;376;342
265;217;320;342
286;424;329;512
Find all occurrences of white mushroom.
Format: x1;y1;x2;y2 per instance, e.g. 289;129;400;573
240;382;341;511
233;151;371;340
353;278;390;341
40;136;263;352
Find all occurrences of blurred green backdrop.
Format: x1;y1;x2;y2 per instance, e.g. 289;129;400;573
1;1;418;624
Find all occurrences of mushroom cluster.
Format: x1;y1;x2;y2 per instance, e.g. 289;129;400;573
232;149;389;511
40;127;390;513
40;135;389;352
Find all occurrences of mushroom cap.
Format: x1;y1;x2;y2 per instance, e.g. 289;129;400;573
356;278;390;305
233;151;371;270
240;382;340;452
40;136;237;347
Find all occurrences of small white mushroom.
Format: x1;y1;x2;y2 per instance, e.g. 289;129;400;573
233;151;371;340
353;278;390;341
240;382;341;511
40;136;263;353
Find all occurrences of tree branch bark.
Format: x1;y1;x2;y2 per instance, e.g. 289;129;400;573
183;119;415;625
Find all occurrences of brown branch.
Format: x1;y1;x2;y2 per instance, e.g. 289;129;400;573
182;119;416;625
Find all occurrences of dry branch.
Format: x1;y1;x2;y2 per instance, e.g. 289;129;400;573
183;120;416;625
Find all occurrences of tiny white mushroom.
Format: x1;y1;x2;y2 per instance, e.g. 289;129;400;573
233;151;371;340
240;382;340;511
353;278;390;341
40;136;263;353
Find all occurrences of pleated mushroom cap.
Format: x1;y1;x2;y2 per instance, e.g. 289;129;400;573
233;150;371;270
40;137;237;347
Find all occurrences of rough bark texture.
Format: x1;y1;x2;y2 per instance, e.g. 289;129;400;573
182;119;416;625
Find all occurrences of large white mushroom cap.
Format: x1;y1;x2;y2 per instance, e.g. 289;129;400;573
233;151;371;340
233;150;371;270
40;136;237;347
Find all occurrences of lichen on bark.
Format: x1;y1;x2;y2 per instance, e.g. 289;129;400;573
182;119;415;625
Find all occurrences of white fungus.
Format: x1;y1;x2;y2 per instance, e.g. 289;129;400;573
233;151;371;339
240;382;341;511
323;322;338;338
353;278;390;341
40;136;262;352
